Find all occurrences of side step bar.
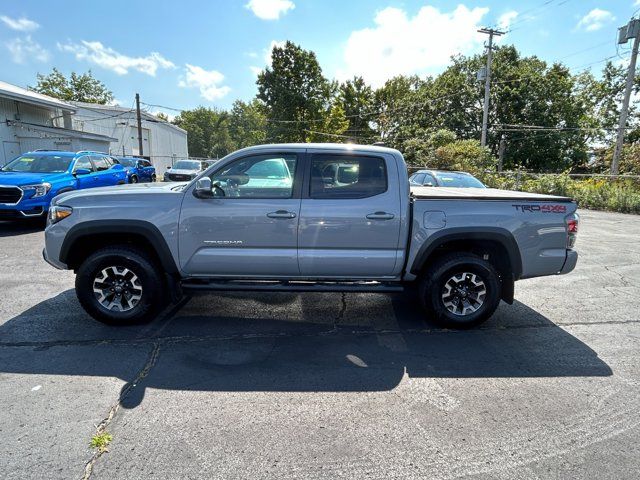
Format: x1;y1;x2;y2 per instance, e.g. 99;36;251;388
181;279;405;293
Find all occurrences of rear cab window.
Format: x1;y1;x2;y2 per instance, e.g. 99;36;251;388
309;154;387;199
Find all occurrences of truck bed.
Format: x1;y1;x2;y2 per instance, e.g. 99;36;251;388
410;186;573;202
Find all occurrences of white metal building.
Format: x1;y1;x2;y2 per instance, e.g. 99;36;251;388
71;102;189;171
0;80;116;166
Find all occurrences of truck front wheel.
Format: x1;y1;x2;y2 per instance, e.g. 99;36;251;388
419;253;501;329
75;246;165;325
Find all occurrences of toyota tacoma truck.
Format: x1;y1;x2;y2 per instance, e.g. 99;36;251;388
42;143;579;328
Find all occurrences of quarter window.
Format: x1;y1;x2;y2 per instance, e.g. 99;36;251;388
209;154;297;198
310;155;387;199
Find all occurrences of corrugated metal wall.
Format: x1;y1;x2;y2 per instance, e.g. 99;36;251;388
72;106;188;172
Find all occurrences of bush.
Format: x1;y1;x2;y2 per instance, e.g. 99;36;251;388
479;172;640;214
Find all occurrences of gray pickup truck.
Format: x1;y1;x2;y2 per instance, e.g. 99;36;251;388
43;143;579;328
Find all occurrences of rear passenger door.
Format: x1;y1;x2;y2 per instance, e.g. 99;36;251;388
298;151;402;278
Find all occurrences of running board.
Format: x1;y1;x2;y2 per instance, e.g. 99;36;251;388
181;279;405;293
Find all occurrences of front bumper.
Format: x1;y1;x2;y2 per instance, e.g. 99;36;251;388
559;249;578;275
0;203;47;219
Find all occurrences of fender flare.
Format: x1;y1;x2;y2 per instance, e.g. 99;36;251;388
409;227;523;280
59;220;179;274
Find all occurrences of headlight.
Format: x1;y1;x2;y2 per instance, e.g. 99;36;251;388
48;205;73;224
22;183;52;198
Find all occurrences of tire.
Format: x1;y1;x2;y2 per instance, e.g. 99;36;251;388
75;246;165;325
418;253;501;329
151;174;157;182
130;175;138;183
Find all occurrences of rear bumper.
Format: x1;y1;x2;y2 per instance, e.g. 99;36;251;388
559;249;578;275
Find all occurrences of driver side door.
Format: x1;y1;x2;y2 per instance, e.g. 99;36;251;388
179;151;303;277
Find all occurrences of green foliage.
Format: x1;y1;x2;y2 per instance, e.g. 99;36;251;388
257;41;343;142
338;76;376;142
90;432;113;453
32;68;114;104
172;107;233;158
480;172;640;214
227;99;267;149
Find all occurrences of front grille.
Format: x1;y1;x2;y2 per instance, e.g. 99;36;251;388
167;174;192;181
0;186;22;204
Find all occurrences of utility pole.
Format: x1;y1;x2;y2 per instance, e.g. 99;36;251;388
612;18;640;175
498;134;506;172
135;93;144;157
478;27;504;147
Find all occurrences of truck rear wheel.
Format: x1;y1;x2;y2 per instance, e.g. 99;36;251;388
419;253;501;329
75;246;165;325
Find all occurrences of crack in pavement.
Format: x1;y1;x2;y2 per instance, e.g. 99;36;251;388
81;342;161;480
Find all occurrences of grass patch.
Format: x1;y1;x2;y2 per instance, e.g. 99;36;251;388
89;432;113;453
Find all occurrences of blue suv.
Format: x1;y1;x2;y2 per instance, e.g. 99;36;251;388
0;150;127;220
115;156;156;183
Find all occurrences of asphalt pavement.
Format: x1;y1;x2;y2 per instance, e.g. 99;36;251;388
0;209;639;479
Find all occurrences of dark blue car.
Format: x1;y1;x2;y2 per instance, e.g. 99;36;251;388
115;156;156;183
0;150;127;220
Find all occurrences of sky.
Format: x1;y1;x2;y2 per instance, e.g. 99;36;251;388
1;0;640;118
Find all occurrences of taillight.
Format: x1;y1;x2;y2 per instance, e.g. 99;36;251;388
565;213;579;248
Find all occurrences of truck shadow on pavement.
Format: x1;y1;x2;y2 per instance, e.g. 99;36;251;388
0;290;612;409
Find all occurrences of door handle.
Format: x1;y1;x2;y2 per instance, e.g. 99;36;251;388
267;210;297;219
366;212;395;220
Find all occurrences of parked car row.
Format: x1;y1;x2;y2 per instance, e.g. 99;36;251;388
0;150;158;220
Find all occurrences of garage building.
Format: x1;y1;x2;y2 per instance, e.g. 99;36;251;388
0;80;116;165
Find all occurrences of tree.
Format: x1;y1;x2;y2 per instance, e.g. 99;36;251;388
338;76;376;142
155;112;169;122
31;68;114;104
257;41;344;142
172;107;233;158
227;99;268;148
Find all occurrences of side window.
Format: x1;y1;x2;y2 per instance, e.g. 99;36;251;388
92;156;110;171
412;173;425;185
422;173;436;186
210;153;297;198
310;154;387;199
74;156;94;172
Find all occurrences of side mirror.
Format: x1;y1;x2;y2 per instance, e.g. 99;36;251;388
74;168;91;176
167;166;171;170
423;182;435;187
193;177;214;199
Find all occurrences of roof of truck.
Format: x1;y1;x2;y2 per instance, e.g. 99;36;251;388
231;143;402;155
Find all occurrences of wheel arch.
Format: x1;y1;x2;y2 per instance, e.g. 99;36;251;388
410;227;522;304
59;220;179;275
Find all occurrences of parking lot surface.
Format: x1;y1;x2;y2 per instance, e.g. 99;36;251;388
1;209;639;479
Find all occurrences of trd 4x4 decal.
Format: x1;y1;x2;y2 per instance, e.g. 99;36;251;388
512;204;567;213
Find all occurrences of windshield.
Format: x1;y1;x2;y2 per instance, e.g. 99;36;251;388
434;172;485;188
173;160;201;170
2;154;72;173
118;158;136;167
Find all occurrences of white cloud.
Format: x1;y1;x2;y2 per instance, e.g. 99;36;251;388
337;5;489;88
5;35;49;64
576;8;615;32
0;15;39;32
497;10;518;30
58;40;175;76
178;64;231;101
249;65;263;76
245;0;295;20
